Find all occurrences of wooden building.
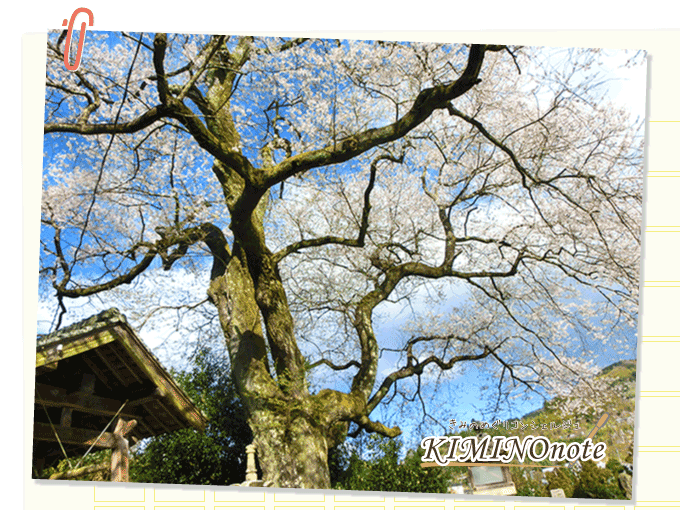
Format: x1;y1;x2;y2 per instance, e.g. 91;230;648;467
33;308;208;481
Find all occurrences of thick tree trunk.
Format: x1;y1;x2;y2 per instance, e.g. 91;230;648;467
200;48;351;488
207;242;335;489
249;406;331;489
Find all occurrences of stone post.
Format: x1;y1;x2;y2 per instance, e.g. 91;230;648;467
245;444;257;482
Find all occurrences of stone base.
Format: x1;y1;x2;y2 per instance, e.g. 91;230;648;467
230;480;273;487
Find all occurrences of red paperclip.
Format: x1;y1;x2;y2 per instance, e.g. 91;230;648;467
62;8;94;71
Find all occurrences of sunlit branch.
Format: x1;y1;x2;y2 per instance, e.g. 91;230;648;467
488;349;540;394
44;44;116;128
447;101;637;260
504;45;523;74
176;35;226;102
152;33;171;104
260;44;505;189
42;216;72;289
53;222;230;298
45;41;116;123
350;228;523;402
44;104;171;134
134;298;211;331
354;415;401;438
121;31;153;51
168;83;213;119
307;358;361;371
210;35;253;114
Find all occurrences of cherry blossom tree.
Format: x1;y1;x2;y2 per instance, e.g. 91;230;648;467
40;32;643;488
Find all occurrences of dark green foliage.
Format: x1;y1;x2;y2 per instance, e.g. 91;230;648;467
328;441;351;487
331;435;450;493
606;458;625;475
514;461;627;500
511;467;548;497
40;448;111;481
572;460;626;500
131;349;252;485
546;467;575;498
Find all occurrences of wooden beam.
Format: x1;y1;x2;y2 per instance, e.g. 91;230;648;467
114;417;137;437
82;352;115;390
33;422;116;449
105;344;143;385
36;361;59;375
113;324;207;430
91;346;128;387
60;408;72;428
36;328;117;367
129;386;166;408
154;397;186;430
34;383;146;421
141;402;172;434
80;373;96;394
111;418;136;482
57;373;94;429
132;419;154;438
34;382;165;441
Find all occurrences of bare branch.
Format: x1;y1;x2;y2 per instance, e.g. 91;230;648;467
52;222;230;299
307;358;361;371
273;153;402;263
152;33;170;104
367;344;494;412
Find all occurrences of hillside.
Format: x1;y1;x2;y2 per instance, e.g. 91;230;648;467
518;359;636;462
452;360;636;461
438;360;637;497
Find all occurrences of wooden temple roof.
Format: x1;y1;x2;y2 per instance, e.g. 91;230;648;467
33;308;208;469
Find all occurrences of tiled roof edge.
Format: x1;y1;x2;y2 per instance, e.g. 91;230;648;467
36;308;127;349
